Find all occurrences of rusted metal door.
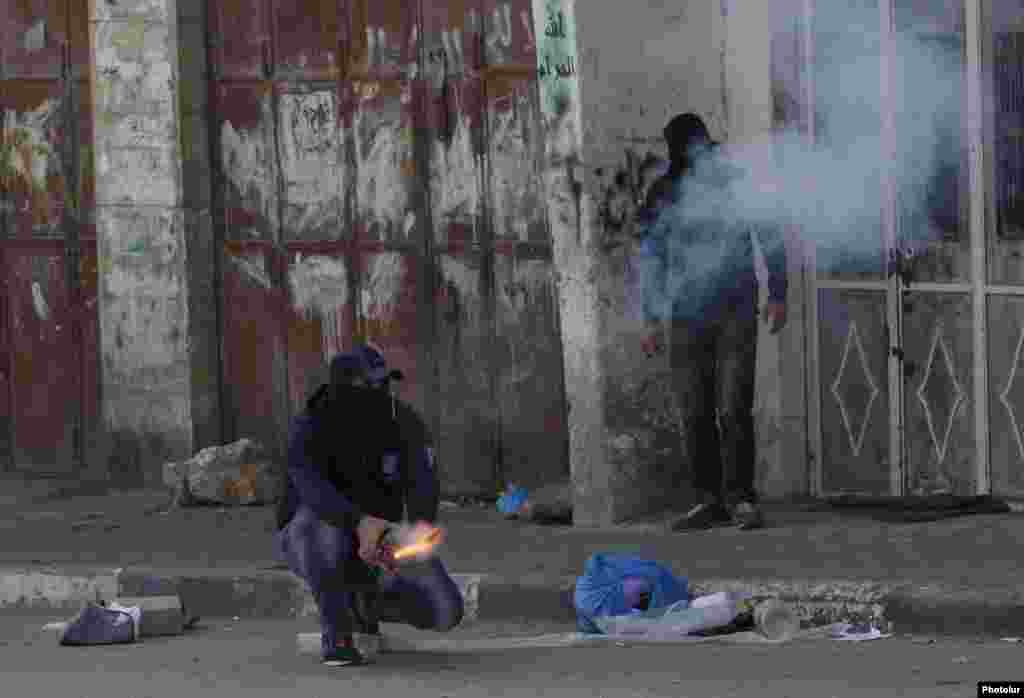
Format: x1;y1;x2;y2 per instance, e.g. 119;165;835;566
0;1;96;476
483;0;569;491
208;0;568;495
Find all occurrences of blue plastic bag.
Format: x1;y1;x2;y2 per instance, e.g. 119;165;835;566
496;486;529;516
573;554;689;633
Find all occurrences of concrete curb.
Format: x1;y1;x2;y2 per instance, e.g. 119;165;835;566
0;565;483;624
3;566;1023;637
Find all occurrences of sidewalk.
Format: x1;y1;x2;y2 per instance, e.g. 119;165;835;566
3;487;1024;637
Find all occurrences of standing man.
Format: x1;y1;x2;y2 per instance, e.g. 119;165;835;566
276;344;463;666
637;113;787;531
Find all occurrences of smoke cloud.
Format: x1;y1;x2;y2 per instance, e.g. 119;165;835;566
641;1;973;319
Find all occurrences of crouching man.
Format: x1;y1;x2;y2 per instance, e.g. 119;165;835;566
275;344;464;667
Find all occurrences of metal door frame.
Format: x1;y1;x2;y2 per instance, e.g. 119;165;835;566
805;0;992;497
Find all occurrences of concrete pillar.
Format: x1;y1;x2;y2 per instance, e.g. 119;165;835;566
532;0;615;526
91;0;199;486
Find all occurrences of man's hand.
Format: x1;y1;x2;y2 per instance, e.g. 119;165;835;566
641;328;665;357
763;300;787;334
356;515;392;567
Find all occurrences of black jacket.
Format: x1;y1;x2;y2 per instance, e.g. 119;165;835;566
275;383;440;532
636;157;787;325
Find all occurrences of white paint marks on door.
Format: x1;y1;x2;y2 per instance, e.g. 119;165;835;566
489;92;541;241
360;252;404;321
4;99;56;194
229;254;272;290
289;254;349;319
431;89;482;240
279;90;344;236
24;19;46;52
221;118;278;236
354;94;410;237
31;281;49;322
439;255;482;324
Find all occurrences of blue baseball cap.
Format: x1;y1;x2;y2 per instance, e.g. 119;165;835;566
330;343;404;387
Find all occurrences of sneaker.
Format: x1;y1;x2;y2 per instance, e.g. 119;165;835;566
671;502;731;531
322;637;366;667
732;501;764;530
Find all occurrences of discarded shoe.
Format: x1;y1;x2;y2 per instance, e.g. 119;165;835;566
671;503;732;531
732;501;764;530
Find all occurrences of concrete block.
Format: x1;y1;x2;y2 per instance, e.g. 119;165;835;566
116;571;199;626
116;595;185;637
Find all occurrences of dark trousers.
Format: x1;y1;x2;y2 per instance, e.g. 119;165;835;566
668;296;759;509
276;506;465;649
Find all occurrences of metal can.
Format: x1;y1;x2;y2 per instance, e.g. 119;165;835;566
752;599;800;642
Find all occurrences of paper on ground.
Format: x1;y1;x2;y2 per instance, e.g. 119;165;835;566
828;623;892;641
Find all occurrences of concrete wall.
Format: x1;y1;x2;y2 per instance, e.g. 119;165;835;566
561;0;811;523
91;0;205;487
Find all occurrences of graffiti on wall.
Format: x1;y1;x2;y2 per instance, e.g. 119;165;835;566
531;0;578;117
595;150;668;244
279;90;345;238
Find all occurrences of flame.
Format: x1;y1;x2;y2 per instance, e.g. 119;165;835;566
392;527;443;560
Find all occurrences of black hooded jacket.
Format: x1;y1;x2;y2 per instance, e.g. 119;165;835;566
275;383;439;532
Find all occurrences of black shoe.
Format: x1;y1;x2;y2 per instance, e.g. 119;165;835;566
322;644;366;667
321;635;367;667
671;502;731;531
732;501;764;530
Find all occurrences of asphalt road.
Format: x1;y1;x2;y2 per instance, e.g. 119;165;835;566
2;613;1021;697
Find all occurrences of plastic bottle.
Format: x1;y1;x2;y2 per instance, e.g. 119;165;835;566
658;599;742;636
595;598;742;638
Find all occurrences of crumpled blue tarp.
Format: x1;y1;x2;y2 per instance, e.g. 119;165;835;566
573;553;689;633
